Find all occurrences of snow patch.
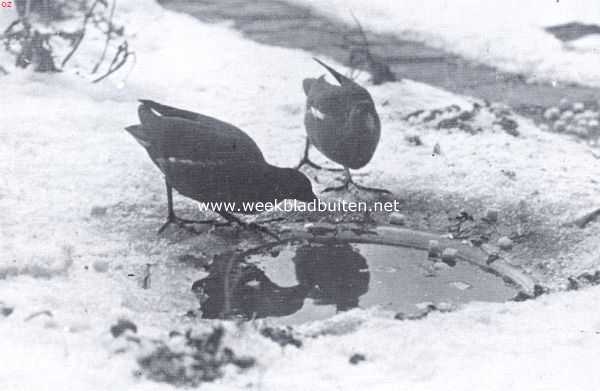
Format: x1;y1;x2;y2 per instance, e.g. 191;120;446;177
285;0;600;87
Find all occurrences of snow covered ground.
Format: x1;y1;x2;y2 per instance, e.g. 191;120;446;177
2;0;600;389
286;0;600;87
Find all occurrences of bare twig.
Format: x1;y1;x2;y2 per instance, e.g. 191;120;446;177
349;10;372;60
60;32;83;67
2;20;26;55
119;50;136;82
24;310;53;322
4;0;129;78
3;19;22;36
91;0;116;74
92;40;132;83
346;10;396;85
61;0;104;68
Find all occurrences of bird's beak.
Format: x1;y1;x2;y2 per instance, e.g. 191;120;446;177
302;192;318;203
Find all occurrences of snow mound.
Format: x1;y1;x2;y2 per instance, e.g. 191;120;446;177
285;0;600;87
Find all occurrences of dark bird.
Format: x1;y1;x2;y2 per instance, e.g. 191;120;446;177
125;99;316;235
298;58;390;193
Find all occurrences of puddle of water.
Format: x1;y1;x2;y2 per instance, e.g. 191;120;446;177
192;243;518;324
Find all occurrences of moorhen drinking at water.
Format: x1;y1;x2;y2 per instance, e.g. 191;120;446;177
125;100;316;235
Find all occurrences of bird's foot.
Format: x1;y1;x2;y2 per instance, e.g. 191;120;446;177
157;215;217;234
322;178;391;194
295;157;343;172
352;182;392;194
295;157;323;170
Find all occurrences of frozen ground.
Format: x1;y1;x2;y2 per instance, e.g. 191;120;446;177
286;0;600;87
2;0;600;389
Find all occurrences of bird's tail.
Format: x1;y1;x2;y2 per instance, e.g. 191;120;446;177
138;99;200;121
138;102;160;126
123;102;162;148
124;124;152;148
313;58;352;86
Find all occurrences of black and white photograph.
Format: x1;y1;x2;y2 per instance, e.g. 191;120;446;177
2;0;600;389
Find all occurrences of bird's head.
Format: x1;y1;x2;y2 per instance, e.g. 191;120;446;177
275;168;317;203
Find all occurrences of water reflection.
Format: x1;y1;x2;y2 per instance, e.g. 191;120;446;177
192;244;369;320
293;244;369;312
191;242;518;324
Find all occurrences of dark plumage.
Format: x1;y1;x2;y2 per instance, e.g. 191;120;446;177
297;58;389;193
125;99;316;234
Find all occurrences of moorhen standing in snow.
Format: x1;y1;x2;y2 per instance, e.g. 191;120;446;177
297;58;390;194
125;100;316;236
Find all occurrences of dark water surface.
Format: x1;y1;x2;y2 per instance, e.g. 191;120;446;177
193;243;518;324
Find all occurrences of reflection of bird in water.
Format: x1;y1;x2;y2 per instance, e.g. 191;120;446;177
192;244;371;321
293;243;370;312
192;252;310;320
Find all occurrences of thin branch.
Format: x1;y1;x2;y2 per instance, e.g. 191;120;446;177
2;19;22;36
91;0;116;74
120;50;137;82
61;0;104;68
60;31;83;67
349;10;373;62
347;9;396;85
92;41;131;83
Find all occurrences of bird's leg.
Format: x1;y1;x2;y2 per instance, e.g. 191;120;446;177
295;138;322;170
295;138;343;172
217;211;281;240
322;168;391;194
350;174;392;194
157;181;217;234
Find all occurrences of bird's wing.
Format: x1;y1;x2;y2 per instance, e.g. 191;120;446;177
305;77;349;119
139;100;255;134
158;116;266;163
132;103;265;164
156;158;269;204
